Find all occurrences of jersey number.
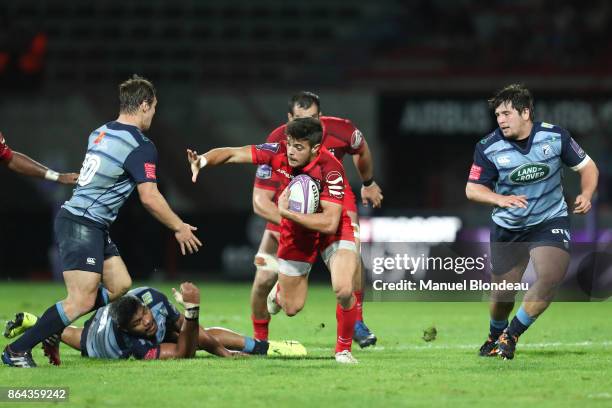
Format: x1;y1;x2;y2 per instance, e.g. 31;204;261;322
78;154;102;186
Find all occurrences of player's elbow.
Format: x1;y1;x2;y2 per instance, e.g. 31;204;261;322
322;216;341;235
465;183;477;201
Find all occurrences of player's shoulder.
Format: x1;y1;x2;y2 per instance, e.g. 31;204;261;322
105;121;155;148
475;129;504;152
266;124;287;142
319;147;344;170
128;286;167;305
321;116;357;134
533;121;569;138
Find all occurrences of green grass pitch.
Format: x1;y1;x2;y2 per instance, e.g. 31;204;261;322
0;282;611;407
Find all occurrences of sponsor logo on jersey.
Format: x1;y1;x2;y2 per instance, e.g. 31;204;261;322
144;163;156;179
351;129;363;150
509;163;550;184
87;257;97;265
468;164;482;180
93;131;106;144
569;137;586;158
326;171;344;199
141;291;153;305
256;165;272;179
255;142;280;153
542;144;551;156
496;155;511;165
540;122;554;129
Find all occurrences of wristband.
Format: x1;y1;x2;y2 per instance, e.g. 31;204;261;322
45;170;60;181
184;306;200;321
362;178;374;187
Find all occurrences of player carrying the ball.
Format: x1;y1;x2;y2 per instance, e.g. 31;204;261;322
188;118;361;363
250;92;382;348
466;84;599;360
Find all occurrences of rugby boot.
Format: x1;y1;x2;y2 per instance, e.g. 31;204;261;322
1;346;37;368
478;335;499;357
353;320;377;348
497;328;518;360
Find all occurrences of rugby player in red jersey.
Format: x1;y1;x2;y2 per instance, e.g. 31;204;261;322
0;131;78;184
188;118;361;363
251;92;382;347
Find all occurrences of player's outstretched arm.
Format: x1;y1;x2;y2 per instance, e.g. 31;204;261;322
187;146;254;183
137;182;202;255
278;189;342;234
158;282;200;359
352;141;383;208
574;159;599;214
6;151;79;184
466;182;528;209
253;187;282;225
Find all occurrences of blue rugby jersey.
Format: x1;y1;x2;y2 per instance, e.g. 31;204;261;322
83;287;180;360
63;121;158;227
468;122;590;230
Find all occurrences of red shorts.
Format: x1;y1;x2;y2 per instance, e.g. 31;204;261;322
277;212;356;276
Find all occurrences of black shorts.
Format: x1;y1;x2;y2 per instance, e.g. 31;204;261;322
54;209;120;274
490;216;570;275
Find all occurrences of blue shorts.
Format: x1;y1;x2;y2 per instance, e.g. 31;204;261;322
490;216;570;275
54;209;120;274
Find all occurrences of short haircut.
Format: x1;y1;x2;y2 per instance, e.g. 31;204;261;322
109;295;145;330
488;84;534;120
286;117;323;147
288;91;321;115
119;74;156;114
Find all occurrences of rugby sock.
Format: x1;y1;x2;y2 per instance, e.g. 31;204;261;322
241;336;269;355
489;318;508;339
252;315;270;341
93;285;110;310
336;303;357;353
10;302;70;352
354;291;364;322
508;306;536;338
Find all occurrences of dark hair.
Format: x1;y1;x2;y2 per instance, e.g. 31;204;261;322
286;117;323;146
119;74;156;114
288;91;321;115
488;84;534;120
109;295;144;330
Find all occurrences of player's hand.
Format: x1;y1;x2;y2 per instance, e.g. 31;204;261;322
58;172;79;185
186;149;205;183
277;187;290;217
174;223;203;255
573;194;592;214
172;282;200;306
496;194;528;209
361;181;383;208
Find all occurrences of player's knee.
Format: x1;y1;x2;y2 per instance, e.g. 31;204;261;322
283;301;304;317
333;286;353;304
65;293;97;316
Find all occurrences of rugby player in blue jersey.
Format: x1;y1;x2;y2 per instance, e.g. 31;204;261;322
5;282;305;361
466;84;599;360
2;75;202;368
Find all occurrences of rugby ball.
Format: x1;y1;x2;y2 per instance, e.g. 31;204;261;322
288;175;320;214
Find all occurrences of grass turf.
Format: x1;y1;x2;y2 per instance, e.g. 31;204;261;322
0;282;611;407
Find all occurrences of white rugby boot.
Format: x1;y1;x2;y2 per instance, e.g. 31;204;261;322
335;350;359;364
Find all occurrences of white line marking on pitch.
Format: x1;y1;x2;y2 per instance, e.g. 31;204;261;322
308;341;612;352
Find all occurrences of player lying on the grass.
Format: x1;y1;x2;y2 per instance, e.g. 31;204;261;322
0;131;78;184
188;118;360;364
466;84;599;360
5;283;306;363
250;91;382;348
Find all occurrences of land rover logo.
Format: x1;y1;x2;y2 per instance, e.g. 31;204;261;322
509;163;550;184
